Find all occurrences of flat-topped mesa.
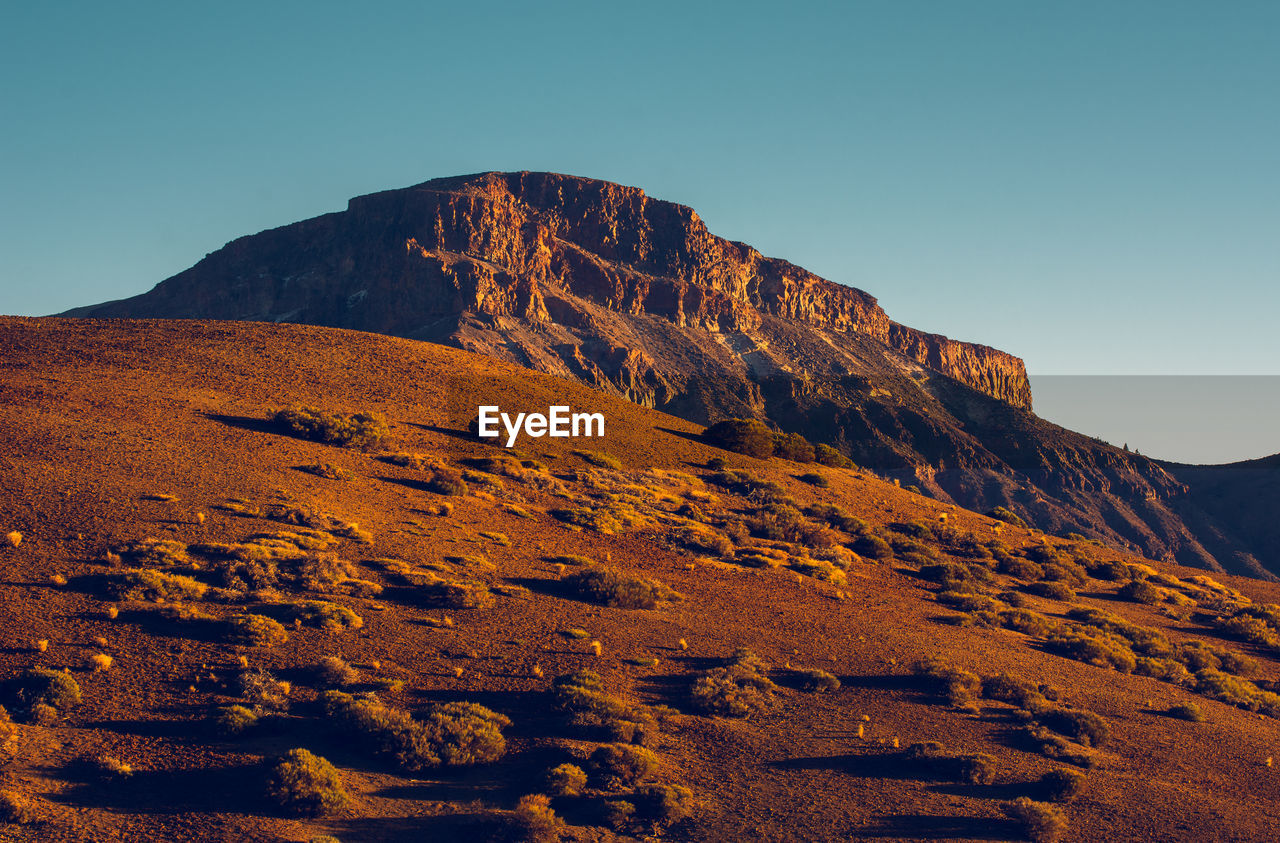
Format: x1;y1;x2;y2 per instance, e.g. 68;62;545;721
67;170;1031;409
360;172;1030;407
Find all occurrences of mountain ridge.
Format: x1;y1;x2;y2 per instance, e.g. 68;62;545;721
62;171;1279;579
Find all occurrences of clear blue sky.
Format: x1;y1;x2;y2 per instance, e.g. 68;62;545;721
3;1;1278;379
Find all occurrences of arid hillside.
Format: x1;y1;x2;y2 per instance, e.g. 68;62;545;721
62;171;1280;578
1;317;1279;842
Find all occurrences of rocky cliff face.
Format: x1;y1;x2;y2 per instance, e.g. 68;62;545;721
67;171;1277;579
73;171;1031;410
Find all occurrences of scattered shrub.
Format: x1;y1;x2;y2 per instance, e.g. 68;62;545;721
1026;581;1075;601
214;704;259;737
1116;576;1159;604
323;692;509;771
104;568;209;602
1134;657;1192;685
93;756;133;779
749;503;836;547
772;432;815;462
314;656;359;688
266;748;349;816
987;507;1028;528
814;444;856;469
1044;629;1136;673
588;743;659;788
239;669;291;712
852;533;893;560
1167;702;1205;722
634;783;696;825
1004;797;1067;842
5;668;81;717
546;763;588;797
563;566;679;609
280;600;364;631
795;668;841;692
1037;768;1086;803
272;406;388;449
575;450;623;470
550;671;656;743
703;419;775;459
224;614;290;647
1037;706;1110;748
427;465;469;496
1193;669;1280;714
982;673;1053;712
299;463;354;481
604;799;637;830
915;657;981;708
422;577;496;610
512;793;563;842
690;650;776;717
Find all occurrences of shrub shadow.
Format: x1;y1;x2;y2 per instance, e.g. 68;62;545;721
857;814;1020;840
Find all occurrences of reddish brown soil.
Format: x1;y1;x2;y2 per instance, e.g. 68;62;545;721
0;316;1278;842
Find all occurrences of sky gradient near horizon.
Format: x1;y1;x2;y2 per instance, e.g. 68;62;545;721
2;3;1278;456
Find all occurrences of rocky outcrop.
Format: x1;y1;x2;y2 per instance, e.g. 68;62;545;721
70;171;1030;409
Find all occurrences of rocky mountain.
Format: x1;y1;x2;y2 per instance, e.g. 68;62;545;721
66;171;1277;578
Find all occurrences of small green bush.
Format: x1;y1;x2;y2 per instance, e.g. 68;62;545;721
1040;768;1086;802
634;783;696;825
852;533;893;560
915;657;981;708
266;748;348;815
563;566;679;609
1167;702;1205;722
814;444;856;469
703;419;775;459
1003;797;1067;843
512;793;563;843
987;507;1028;528
224;613;289;647
426;465;469;496
314;656;359;688
299;463;354;481
214;704;259;737
104;568;209;602
982;673;1052;712
772;432;815;462
280;600;364;631
422;578;496;610
795;668;841;692
546;763;588;797
575;450;623;470
797;472;829;488
690;650;776;717
550;671;656;742
1119;578;1161;604
1044;629;1136;673
272;406;388;450
6;668;81;717
323;692;510;771
1026;581;1076;601
588;743;659;788
1037;706;1110;748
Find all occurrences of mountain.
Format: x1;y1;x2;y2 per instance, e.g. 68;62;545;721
65;171;1277;578
4;315;1280;841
